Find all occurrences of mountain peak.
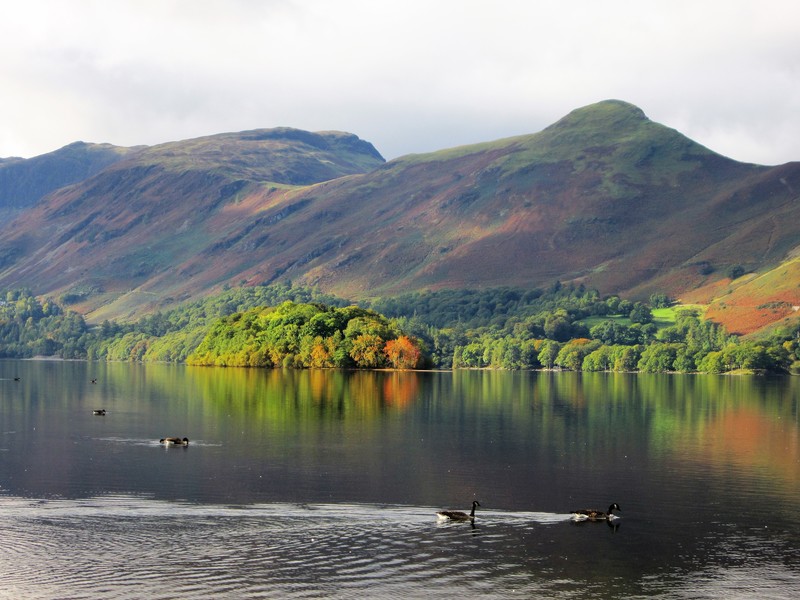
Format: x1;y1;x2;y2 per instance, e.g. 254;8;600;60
545;99;649;135
582;98;647;117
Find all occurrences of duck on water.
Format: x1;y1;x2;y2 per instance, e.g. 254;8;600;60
160;437;189;446
437;500;480;522
571;503;621;522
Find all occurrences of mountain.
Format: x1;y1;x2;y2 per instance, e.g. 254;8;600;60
0;141;139;218
0;100;798;333
0;127;385;319
261;101;794;300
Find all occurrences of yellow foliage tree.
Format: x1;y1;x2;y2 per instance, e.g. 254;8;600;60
350;334;385;368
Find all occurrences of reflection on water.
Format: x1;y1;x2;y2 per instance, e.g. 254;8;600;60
1;361;799;598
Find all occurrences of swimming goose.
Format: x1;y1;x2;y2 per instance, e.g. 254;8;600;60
160;437;190;446
437;500;480;521
571;503;621;521
92;409;106;415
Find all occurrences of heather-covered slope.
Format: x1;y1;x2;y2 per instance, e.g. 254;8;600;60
681;253;800;336
213;101;799;304
0;128;385;319
0;100;799;331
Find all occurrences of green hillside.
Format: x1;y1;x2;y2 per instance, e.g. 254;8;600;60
0;100;798;339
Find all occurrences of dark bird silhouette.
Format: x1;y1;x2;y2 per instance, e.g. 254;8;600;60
160;437;190;446
92;409;106;416
437;500;480;522
571;503;621;522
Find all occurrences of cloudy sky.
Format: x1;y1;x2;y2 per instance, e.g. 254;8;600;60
1;0;798;164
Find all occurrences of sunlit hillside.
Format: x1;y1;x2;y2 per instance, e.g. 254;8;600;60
0;100;799;339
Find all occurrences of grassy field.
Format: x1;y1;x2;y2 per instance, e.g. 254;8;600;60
581;314;632;329
651;307;676;327
581;304;705;332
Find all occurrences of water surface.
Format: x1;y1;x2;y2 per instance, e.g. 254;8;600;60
1;361;798;598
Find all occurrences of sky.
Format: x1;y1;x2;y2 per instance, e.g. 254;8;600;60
1;0;798;165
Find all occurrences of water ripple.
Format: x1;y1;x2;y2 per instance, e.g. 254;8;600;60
1;495;798;599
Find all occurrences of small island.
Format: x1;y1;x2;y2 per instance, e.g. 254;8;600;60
187;301;424;369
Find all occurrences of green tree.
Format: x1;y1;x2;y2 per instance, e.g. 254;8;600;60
672;347;695;373
629;302;653;324
538;340;561;369
697;351;725;373
555;339;600;371
649;293;671;308
583;345;615;371
544;313;572;342
638;343;679;373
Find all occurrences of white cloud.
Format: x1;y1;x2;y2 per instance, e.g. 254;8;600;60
0;0;799;165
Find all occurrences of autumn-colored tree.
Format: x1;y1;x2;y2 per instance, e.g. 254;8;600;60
384;335;421;369
350;333;386;368
309;337;333;368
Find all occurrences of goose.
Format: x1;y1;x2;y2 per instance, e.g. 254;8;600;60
92;409;106;415
571;503;621;521
437;500;480;521
91;379;97;384
160;437;190;446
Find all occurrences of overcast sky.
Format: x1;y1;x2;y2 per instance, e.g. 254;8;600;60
1;0;798;165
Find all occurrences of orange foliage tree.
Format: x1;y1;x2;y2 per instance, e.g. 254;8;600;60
383;335;422;369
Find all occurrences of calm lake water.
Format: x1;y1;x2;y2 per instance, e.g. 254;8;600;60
0;359;798;599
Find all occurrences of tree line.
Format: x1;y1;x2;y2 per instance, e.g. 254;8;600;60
1;284;799;374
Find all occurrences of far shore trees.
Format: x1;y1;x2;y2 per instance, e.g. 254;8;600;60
0;283;796;374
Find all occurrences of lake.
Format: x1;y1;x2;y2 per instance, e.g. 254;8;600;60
0;359;798;598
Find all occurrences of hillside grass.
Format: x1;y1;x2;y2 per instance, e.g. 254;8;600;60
580;305;703;332
703;258;800;335
651;307;677;327
580;314;633;329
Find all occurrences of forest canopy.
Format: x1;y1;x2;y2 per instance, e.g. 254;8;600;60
186;301;424;369
1;283;799;374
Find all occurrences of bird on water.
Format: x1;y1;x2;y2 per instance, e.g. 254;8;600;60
160;437;190;446
437;500;481;521
571;502;621;521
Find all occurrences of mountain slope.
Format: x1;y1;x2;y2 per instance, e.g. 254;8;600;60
215;100;796;301
0;141;139;217
681;252;800;335
0;128;385;317
0;100;799;330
